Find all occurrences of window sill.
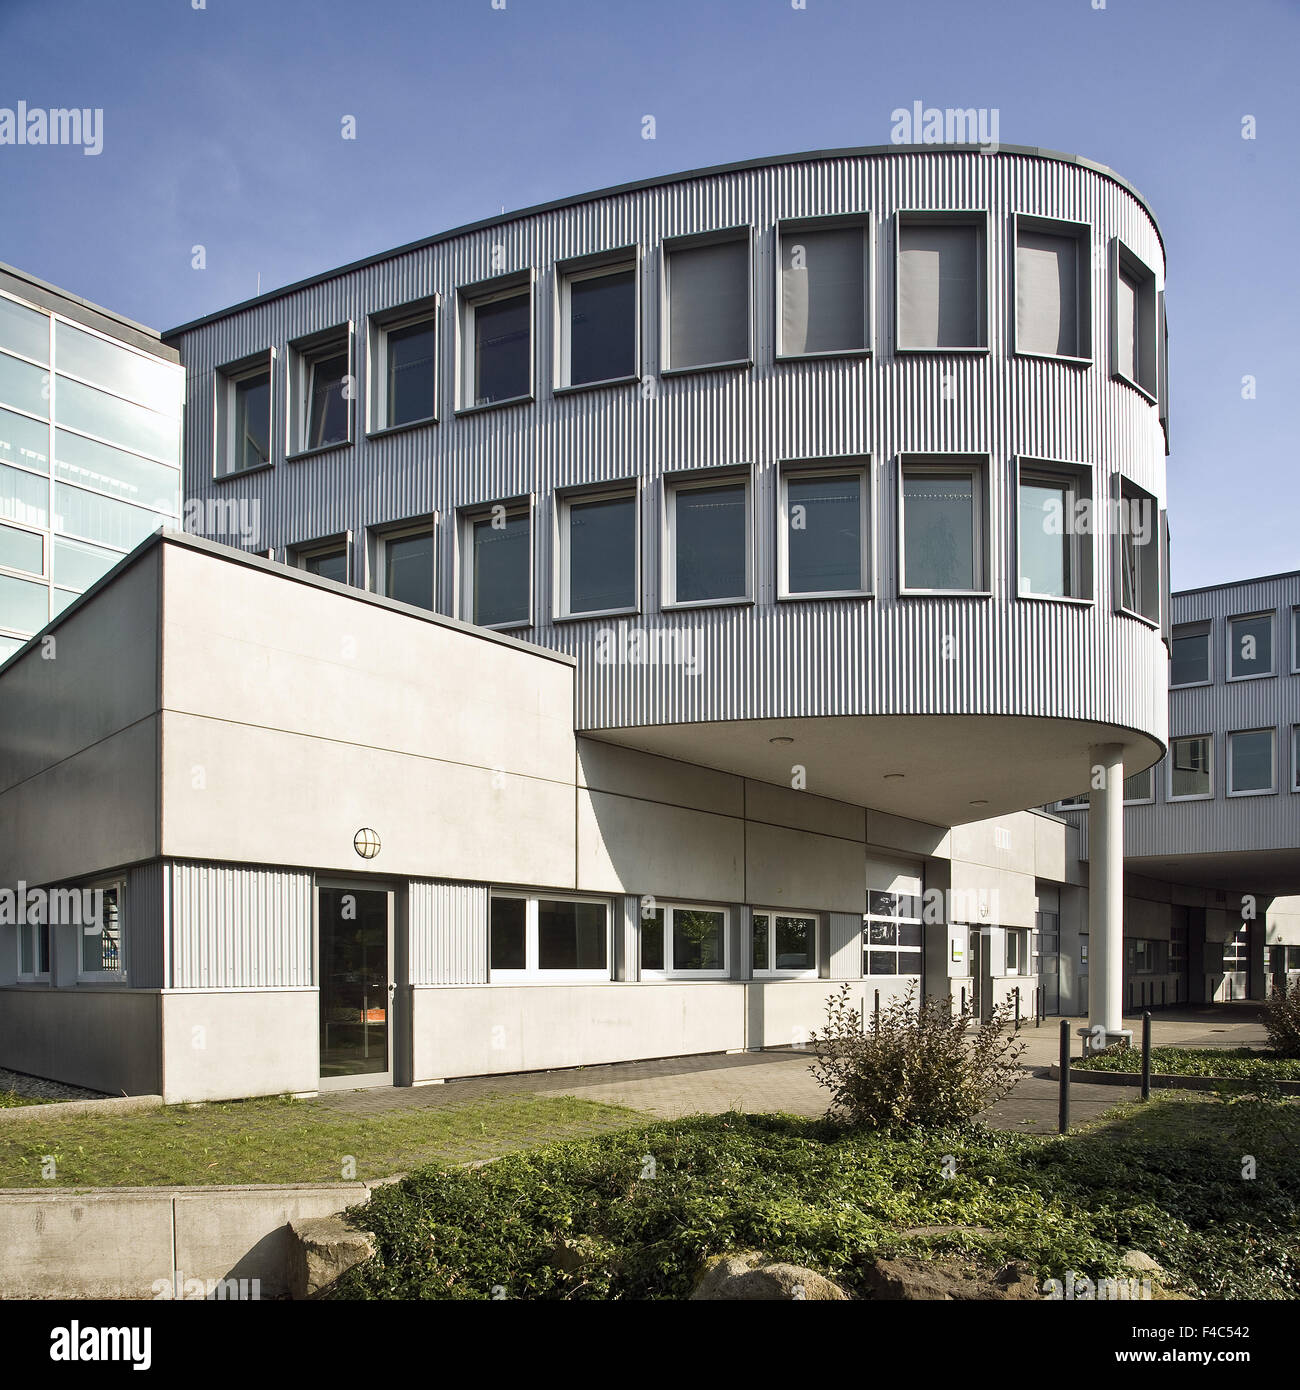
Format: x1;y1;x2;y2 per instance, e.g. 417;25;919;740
1227;788;1277;799
488;974;613;985
895;344;989;356
366;417;437;440
899;588;992;599
776;347;871;364
553;374;640;398
777;589;873;603
639;972;731;981
553;605;641;624
1116;605;1161;630
1110;369;1159;405
476;618;532;633
1167;794;1213;803
1013;347;1093;368
1016;590;1094;608
1226;672;1276;683
752;971;819;981
662;596;753;613
455;394;535;417
214;461;274;483
1170;679;1212;690
661;359;752;378
286;440;352;464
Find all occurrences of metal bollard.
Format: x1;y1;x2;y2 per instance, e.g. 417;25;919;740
1058;1019;1070;1134
1141;1010;1152;1102
873;989;880;1037
1013;986;1020;1028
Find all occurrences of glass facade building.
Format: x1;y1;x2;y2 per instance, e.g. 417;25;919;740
0;265;184;663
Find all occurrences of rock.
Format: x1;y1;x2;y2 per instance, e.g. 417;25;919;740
287;1215;376;1299
546;1235;615;1275
691;1251;850;1301
862;1255;1041;1301
1121;1250;1164;1276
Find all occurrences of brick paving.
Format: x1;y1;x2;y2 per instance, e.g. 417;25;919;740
319;1004;1272;1136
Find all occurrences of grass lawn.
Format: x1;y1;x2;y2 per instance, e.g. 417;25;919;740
0;1092;646;1188
1076;1045;1300;1081
329;1094;1300;1301
0;1090;52;1109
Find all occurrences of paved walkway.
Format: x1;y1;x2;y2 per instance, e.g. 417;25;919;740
319;1004;1271;1135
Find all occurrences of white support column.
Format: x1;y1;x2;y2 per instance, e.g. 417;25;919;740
1087;743;1130;1047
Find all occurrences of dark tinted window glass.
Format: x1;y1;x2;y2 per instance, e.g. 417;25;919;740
568;494;635;613
474;293;530;405
1170;629;1209;686
787;473;861;593
234;371;270;472
473;513;529;626
751;913;769;971
384;531;433;610
674;483;746;603
386;319;437;426
774;915;814;970
304;547;347;585
490;897;526;971
568;268;635;386
538;900;607;970
903;469;975;590
641;907;664;971
307;352;350;449
672;908;725;971
1229;614;1273;679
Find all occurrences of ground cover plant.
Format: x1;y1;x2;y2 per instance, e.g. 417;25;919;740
331;1096;1300;1301
1075;1045;1300;1082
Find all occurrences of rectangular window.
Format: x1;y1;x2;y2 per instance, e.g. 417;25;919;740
1017;461;1091;600
374;523;434;611
666;475;749;606
79;881;124;978
900;457;986;593
18;919;51;979
777;219;869;358
896;214;986;351
1126;939;1164;976
751;910;818;977
559;490;637;618
1171;623;1211;686
289;328;352;454
216;355;272;476
1222;924;1250;970
1124;766;1155;803
371;309;437;432
1293;726;1300;793
1292;607;1300;673
0;570;50;634
0;405;50;472
0;295;50;363
780;465;870;598
53;535;120;592
663;233;750;372
1015;217;1090;360
56;376;179;464
294;538;349;586
55;322;181;417
1228;612;1274;680
558;257;637;389
863;915;923;977
489;893;610;981
0;350;50;419
1116;476;1160;624
641;903;729;977
1111;240;1158;397
1169;735;1212;800
54;430;179;515
0;461;48;530
465;504;531;628
458;277;533;410
1228;728;1275;796
1005;929;1029;976
0;522;44;577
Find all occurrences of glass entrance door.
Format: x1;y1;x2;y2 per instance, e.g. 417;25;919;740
318;887;392;1086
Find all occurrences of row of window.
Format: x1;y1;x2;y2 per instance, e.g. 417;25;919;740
284;455;1164;630
1171;607;1300;686
1058;725;1300;809
14;880;123;983
212;212;1166;477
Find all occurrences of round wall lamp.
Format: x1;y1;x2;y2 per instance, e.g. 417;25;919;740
353;827;382;859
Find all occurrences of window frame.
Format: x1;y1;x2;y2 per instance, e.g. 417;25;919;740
1226;727;1277;798
488;890;613;983
458;495;534;631
455;270;536;415
554;248;641;394
777;457;873;601
213;349;275;480
16;917;52;982
750;907;820;980
1168;733;1213;803
893;209;989;355
1013;455;1094;604
77;876;126;984
1292;725;1300;793
662;465;754;611
897;453;990;597
774;213;872;362
365;294;439;437
290;531;353;585
1109;238;1159;402
1170;621;1212;689
1005;928;1031;977
367;516;437;611
1226;610;1275;683
640;901;731;980
0;518;46;581
1011;213;1093;365
1112;473;1161;628
286;324;355;460
553;481;641;622
862;892;925;978
660;227;754;376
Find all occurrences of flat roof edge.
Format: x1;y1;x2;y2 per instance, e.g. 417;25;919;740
0;260;177;360
163;143;1164;337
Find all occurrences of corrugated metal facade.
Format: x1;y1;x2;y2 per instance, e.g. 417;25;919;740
408;879;489;985
169;860;313;989
170;147;1167;748
125;859;167;989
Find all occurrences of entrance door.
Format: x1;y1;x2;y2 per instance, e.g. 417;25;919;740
1035;910;1061;1015
969;929;984;1021
318;886;393;1089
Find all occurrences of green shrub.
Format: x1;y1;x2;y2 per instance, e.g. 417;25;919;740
1262;977;1300;1059
806;983;1026;1130
1075;1045;1300;1081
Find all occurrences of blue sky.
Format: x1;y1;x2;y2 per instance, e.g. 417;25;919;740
1;0;1295;588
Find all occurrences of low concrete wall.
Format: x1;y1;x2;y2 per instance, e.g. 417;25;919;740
0;987;160;1095
0;1183;377;1299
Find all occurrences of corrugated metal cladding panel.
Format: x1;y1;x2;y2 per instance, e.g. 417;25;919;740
126;860;166;989
828;911;864;980
408;880;488;985
173;148;1167;745
169;861;313;989
1122;573;1300;859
